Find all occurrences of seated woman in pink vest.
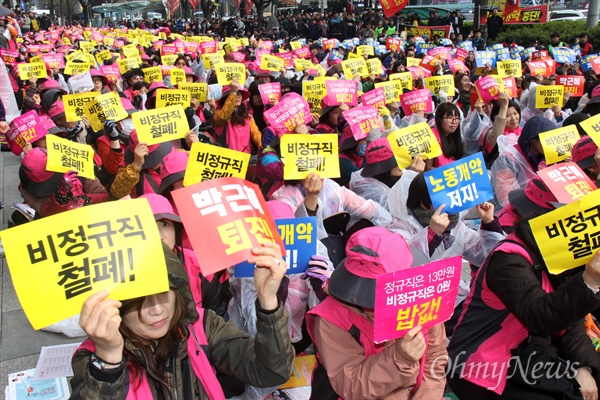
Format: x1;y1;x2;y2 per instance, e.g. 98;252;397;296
426;102;465;170
306;226;447;400
70;241;294;399
448;207;600;399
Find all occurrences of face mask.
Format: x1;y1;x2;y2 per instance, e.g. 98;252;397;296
119;118;135;136
357;143;367;156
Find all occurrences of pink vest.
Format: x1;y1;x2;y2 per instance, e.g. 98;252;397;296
76;308;225;400
431;127;457;168
214;120;253;154
450;234;553;394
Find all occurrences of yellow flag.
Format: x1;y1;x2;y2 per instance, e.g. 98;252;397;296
281;134;340;180
184;142;251;186
530;190;600;274
17;63;47;80
2;199;169;330
215;63;247;86
178;83;208;102
63;92;97;122
132;105;190;145
155;89;191;109
45;134;95;179
538;125;580;165
387;122;443;164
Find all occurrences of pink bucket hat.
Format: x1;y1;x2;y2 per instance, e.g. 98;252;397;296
571;136;598;170
19;147;63;197
47;101;65;121
139;193;181;223
360;138;398;178
328;226;414;308
508;176;561;216
159;150;189;193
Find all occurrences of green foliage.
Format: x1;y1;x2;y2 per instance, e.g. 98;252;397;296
494;21;595;48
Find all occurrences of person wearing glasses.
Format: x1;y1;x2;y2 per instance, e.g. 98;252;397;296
426;103;465;170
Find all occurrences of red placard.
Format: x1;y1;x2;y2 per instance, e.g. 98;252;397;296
475;76;501;103
263;93;313;136
537;163;597;203
556;75;585;97
532;50;549;61
454;48;468;63
527;61;552;77
361;87;386;109
378;0;408;18
419;55;438;74
502;77;518;98
386;37;402;52
325;80;358;106
6;111;48;156
590;56;600;75
172;177;285;276
400;89;433;116
342;106;383;140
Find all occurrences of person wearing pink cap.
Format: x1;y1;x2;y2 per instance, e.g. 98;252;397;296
90;69;110;94
306;227;447;399
213;79;262;154
18;148;109;217
48;101;88;144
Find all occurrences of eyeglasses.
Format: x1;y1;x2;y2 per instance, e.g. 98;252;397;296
443;116;460;122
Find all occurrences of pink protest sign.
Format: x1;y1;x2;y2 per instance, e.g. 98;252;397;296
6;111;48;156
259;41;274;51
174;41;186;54
264;93;313;136
475;76;501;103
448;59;469;74
537;162;597;203
199;41;217;54
42;53;65;69
342;106;383;140
39;44;53;53
454;48;468;62
293;47;310;59
427;47;451;61
407;66;425;80
279;52;294;68
0;49;18;66
114;40;125;49
325;80;358;106
161;45;178;56
502;77;518;98
231;52;246;62
373;256;462;343
91;32;104;42
258;82;281;105
100;65;120;82
255;49;270;65
160;65;175;76
361;87;386;109
183;42;199;55
26;45;40;53
400;89;433;116
152;40;164;51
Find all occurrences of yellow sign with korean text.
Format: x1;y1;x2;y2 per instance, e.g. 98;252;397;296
184;142;251;186
406;57;421;67
161;54;178;66
17;62;47;80
29;55;42;64
155;89;191;109
261;54;285;72
143;66;163;83
45;134;95;179
64;61;91;76
79;41;94;53
348;52;362;59
170;68;186;85
290;41;302;50
66;50;84;62
375;81;402;103
63;92;97;122
389;72;413;90
539;125;580;165
302;80;327;98
132;105;190;145
122;43;139;59
84;53;98;69
2;199;169;330
535;85;564;109
103;37;115;47
118;57;140;74
178;83;208;102
366;58;383;75
215;63;247;86
424;75;455;96
387;122;442;167
95;49;112;64
580;113;600;147
497;60;522;77
293;58;314;71
530;190;600;274
356;45;374;57
341;58;369;79
83;92;129;132
202;53;224;69
281;134;340;180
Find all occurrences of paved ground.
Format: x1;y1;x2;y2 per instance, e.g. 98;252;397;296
0;151;81;395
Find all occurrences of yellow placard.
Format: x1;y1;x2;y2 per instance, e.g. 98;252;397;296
341;58;369;79
202;53;224;69
214;63;247;86
45;134;95;179
103;37;115;47
375;81;402;103
356;45;374;57
132;105;190;145
302;81;327;98
83;30;92;40
290;41;302;50
348;52;362;59
424;75;455;96
83;91;129;132
64;61;91;76
29;55;42;64
118;57;140;74
155;89;191;109
79;41;94;53
122;43;139;59
580;113;600;147
280;134;340;180
315;64;327;77
530;190;600;274
82;99;105;132
178;82;208;102
183;142;251;186
62;37;71;45
497;60;522;78
84;53;98;69
63;92;97;122
143;66;163;83
261;54;285;72
95;50;112;65
2;199;169;330
293;58;314;71
387;122;443;167
170;68;186;86
66;50;84;62
389;72;413;90
538;125;580;165
535;85;564;109
406;57;421;67
279;355;317;389
366;58;383;75
17;62;47;80
160;54;177;66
